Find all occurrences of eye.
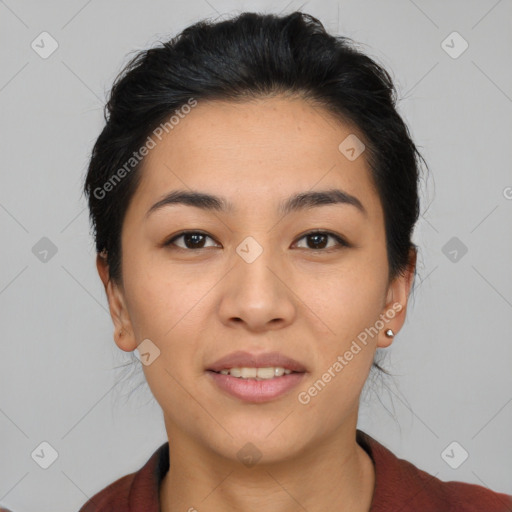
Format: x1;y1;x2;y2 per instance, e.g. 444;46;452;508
163;230;349;251
164;231;220;250
293;230;349;251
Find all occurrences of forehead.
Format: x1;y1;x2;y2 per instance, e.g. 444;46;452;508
128;96;381;220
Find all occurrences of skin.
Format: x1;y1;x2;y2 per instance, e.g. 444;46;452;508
97;95;416;512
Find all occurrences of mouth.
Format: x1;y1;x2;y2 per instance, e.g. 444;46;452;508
205;350;308;403
207;367;301;380
206;367;306;403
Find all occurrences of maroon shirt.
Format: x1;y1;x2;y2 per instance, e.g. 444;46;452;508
78;429;512;511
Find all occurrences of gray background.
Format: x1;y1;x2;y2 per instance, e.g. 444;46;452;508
1;0;511;510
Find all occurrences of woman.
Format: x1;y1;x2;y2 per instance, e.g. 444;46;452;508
79;11;512;512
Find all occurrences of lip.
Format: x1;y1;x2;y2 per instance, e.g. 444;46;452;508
207;371;306;403
206;350;307;373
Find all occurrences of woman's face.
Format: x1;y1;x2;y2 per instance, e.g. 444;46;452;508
99;96;414;463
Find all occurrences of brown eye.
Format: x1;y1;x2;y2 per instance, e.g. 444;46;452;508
164;230;349;251
165;231;219;250
294;231;349;251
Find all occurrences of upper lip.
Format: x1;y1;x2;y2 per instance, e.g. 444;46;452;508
207;350;307;373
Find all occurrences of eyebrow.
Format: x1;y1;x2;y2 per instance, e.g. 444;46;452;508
145;188;367;219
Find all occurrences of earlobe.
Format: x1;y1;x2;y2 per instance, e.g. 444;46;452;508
378;248;417;348
106;279;138;352
378;323;397;349
377;285;403;348
114;326;137;352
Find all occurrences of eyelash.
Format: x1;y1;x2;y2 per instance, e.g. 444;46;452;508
163;230;350;252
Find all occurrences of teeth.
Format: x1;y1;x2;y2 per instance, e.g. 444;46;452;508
218;367;293;379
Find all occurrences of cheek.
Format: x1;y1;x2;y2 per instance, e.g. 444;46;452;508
300;252;387;339
122;252;223;379
293;268;384;431
292;249;388;404
122;243;205;333
123;266;211;405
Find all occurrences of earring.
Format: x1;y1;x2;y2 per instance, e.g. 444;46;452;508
385;329;394;337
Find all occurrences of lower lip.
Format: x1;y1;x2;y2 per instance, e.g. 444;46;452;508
206;370;306;403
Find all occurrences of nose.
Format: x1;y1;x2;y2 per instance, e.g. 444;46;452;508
217;240;297;332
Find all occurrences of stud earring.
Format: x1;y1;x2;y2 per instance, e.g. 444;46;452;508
385;329;394;337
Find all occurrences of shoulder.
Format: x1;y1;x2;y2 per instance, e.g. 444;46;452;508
356;430;512;512
77;442;169;511
439;479;512;511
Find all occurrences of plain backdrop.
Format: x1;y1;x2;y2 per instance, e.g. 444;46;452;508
0;0;511;510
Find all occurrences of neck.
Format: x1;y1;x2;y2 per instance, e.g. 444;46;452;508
160;419;375;512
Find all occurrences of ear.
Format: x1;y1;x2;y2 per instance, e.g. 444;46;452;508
96;252;137;352
377;247;417;348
